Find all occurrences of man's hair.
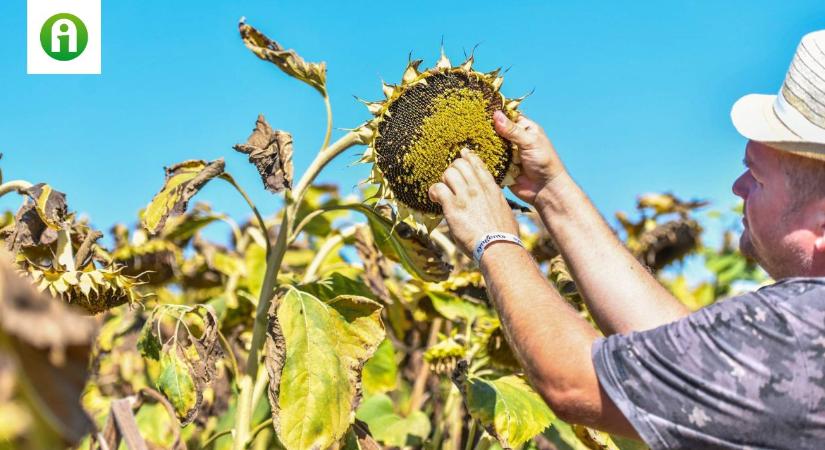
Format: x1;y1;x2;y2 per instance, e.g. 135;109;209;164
782;152;825;213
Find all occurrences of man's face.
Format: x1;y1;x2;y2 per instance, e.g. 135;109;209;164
732;141;812;278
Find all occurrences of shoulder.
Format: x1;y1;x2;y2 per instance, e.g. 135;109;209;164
687;277;825;333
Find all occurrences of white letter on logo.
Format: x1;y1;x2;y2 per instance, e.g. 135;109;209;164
51;18;77;53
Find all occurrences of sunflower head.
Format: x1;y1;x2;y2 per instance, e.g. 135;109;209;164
360;50;524;231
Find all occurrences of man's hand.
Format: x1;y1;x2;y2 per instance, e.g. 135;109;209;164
493;111;565;205
428;147;519;257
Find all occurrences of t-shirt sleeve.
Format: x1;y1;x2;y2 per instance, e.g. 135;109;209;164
592;289;813;450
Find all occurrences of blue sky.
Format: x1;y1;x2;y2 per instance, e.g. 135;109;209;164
1;1;824;244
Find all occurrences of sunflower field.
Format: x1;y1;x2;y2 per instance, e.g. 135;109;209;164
0;19;765;450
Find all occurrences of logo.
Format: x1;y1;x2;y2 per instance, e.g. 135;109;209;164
40;13;88;61
27;0;101;75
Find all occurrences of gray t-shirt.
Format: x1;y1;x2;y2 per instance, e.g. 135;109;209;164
593;278;825;450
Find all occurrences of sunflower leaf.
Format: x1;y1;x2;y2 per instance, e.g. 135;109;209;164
22;183;68;230
265;288;384;450
361;339;397;396
142;159;225;235
354;394;431;447
239;19;327;96
155;349;199;423
138;304;222;425
456;371;554;449
233;114;294;193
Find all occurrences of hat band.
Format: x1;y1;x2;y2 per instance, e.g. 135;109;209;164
774;91;825;142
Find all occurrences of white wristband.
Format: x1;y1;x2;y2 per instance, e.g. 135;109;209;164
473;232;524;263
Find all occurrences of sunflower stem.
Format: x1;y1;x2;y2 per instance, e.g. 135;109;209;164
290;130;361;216
321;93;333;152
0;180;33;197
233;128;363;450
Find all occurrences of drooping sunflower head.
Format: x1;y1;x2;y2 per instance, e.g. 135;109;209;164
360;50;523;231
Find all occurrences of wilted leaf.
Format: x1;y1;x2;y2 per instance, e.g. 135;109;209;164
239;19;327;96
361;339;397;396
265;288;384;450
342;420;382;450
143;159;226;235
156;350;198;422
234;114;294;193
4;194;60;256
458;372;554;449
635;219;701;272
138;304;222;424
636;192;707;217
354;393;431;447
22;184;68;230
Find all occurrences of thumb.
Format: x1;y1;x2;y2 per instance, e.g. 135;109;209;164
494;110;533;148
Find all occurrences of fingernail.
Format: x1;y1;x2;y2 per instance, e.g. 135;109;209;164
460;147;469;158
494;110;506;124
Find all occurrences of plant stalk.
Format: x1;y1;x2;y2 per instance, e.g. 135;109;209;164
291;130;361;215
0;180;33;197
233;128;362;450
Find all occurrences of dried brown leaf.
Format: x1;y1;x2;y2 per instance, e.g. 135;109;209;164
238;19;327;96
233;114;294;193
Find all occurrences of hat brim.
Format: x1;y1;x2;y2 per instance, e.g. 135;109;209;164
730;94;804;143
731;93;825;160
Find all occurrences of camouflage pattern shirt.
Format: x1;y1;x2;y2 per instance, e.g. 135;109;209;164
592;278;825;449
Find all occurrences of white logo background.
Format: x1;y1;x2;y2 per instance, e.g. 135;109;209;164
27;0;101;74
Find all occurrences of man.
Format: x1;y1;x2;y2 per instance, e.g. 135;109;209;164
429;30;825;449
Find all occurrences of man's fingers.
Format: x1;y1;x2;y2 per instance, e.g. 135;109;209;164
450;156;480;187
428;182;453;206
494;110;535;148
461;148;497;187
442;166;468;198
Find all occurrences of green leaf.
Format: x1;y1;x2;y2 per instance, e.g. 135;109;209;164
265;289;385;450
142;159;225;234
136;319;162;361
324;203;451;282
238;19;327;96
427;290;487;322
362;339;397;396
355;394;431;447
156;351;199;422
299;272;377;302
463;375;554;449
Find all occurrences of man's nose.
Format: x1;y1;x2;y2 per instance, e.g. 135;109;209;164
732;171;750;199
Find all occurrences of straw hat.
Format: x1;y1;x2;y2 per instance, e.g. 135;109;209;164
731;30;825;160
